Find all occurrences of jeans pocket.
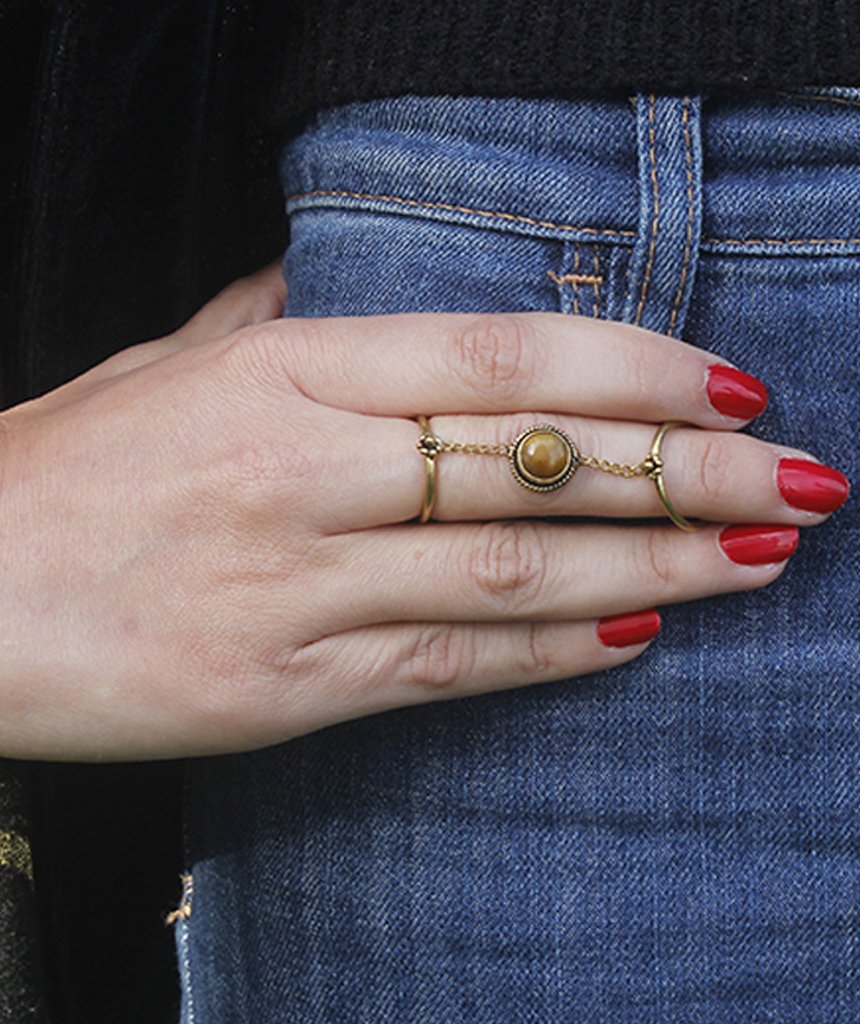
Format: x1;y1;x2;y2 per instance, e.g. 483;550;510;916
283;203;635;324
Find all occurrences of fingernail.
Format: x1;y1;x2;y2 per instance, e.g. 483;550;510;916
719;524;799;565
777;458;850;513
597;609;661;648
707;365;769;419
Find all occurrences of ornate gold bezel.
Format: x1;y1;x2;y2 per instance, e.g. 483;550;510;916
508;423;580;492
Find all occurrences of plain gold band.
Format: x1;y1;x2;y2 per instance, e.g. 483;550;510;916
649;421;699;532
417;415;437;523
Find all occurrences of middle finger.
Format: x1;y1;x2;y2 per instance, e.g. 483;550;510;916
322;411;847;531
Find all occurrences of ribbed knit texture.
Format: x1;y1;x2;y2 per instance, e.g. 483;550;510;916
271;0;860;128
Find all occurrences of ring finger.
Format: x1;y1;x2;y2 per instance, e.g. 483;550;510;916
307;519;796;636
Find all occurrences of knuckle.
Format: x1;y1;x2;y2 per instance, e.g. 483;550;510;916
520;622;556;676
634;528;676;590
405;625;475;692
218;322;305;392
465;522;549;612
449;315;538;402
697;436;732;504
224;437;316;489
217;436;317;524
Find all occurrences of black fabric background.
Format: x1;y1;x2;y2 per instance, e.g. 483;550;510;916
3;2;291;1020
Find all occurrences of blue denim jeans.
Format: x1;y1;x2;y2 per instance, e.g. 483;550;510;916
173;88;859;1022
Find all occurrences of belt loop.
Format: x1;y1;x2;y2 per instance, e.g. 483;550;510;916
622;93;704;339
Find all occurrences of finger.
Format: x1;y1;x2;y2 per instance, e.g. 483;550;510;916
412;414;849;526
273;614;660;740
304;412;845;534
173;258;288;347
308;521;795;635
277;311;769;428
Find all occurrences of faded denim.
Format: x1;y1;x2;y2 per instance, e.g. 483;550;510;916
174;88;859;1022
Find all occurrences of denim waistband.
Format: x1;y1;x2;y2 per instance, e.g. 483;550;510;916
282;89;860;259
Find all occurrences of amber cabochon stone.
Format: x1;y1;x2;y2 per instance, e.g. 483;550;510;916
519;430;571;480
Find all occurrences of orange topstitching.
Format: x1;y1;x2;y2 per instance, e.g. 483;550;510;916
285;189;860;248
634;94;660;326
667;95;696;338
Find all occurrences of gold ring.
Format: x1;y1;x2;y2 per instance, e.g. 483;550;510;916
414;415;699;531
416;415;442;522
644;421;699;532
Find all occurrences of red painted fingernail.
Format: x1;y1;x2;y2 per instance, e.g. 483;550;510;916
597;609;661;648
777;458;850;513
719;524;799;565
707;365;769;419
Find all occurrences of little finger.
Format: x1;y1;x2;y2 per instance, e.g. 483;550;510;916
271;613;661;741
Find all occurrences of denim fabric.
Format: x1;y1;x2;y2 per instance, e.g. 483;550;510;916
174;89;859;1022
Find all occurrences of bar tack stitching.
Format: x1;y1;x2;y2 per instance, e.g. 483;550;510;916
668;96;695;337
634;94;660;326
286;189;860;248
165;872;194;925
547;260;605;318
546;270;604;286
591;250;601;317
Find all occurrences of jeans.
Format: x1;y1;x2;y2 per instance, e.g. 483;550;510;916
173;88;859;1022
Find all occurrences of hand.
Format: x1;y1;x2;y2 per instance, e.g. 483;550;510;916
0;263;847;761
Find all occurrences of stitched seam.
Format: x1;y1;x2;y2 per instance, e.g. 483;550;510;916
571;250;581;314
569;247;585;311
180;764;196;1021
668;96;695;337
703;234;860;246
286;188;638;239
591;250;601;317
635;94;660;325
764;88;860;110
164;868;196;1020
287;189;860;248
178;909;196;1023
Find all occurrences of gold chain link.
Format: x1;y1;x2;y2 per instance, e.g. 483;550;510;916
432;437;655;478
579;454;648;478
438;439;512;457
419;424;664;481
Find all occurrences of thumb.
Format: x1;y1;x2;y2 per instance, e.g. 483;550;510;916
172;258;288;347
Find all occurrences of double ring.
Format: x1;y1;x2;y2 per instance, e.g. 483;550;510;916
416;416;697;532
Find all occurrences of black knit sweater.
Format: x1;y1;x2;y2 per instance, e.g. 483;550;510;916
1;2;859;1023
273;0;860;130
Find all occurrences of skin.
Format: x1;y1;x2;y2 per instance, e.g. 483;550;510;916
0;261;842;762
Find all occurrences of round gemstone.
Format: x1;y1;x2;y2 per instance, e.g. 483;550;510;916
518;430;571;481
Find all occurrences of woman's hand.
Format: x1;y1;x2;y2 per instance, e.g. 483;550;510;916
0;263;848;761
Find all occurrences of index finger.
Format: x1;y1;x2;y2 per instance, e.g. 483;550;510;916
271;311;768;428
